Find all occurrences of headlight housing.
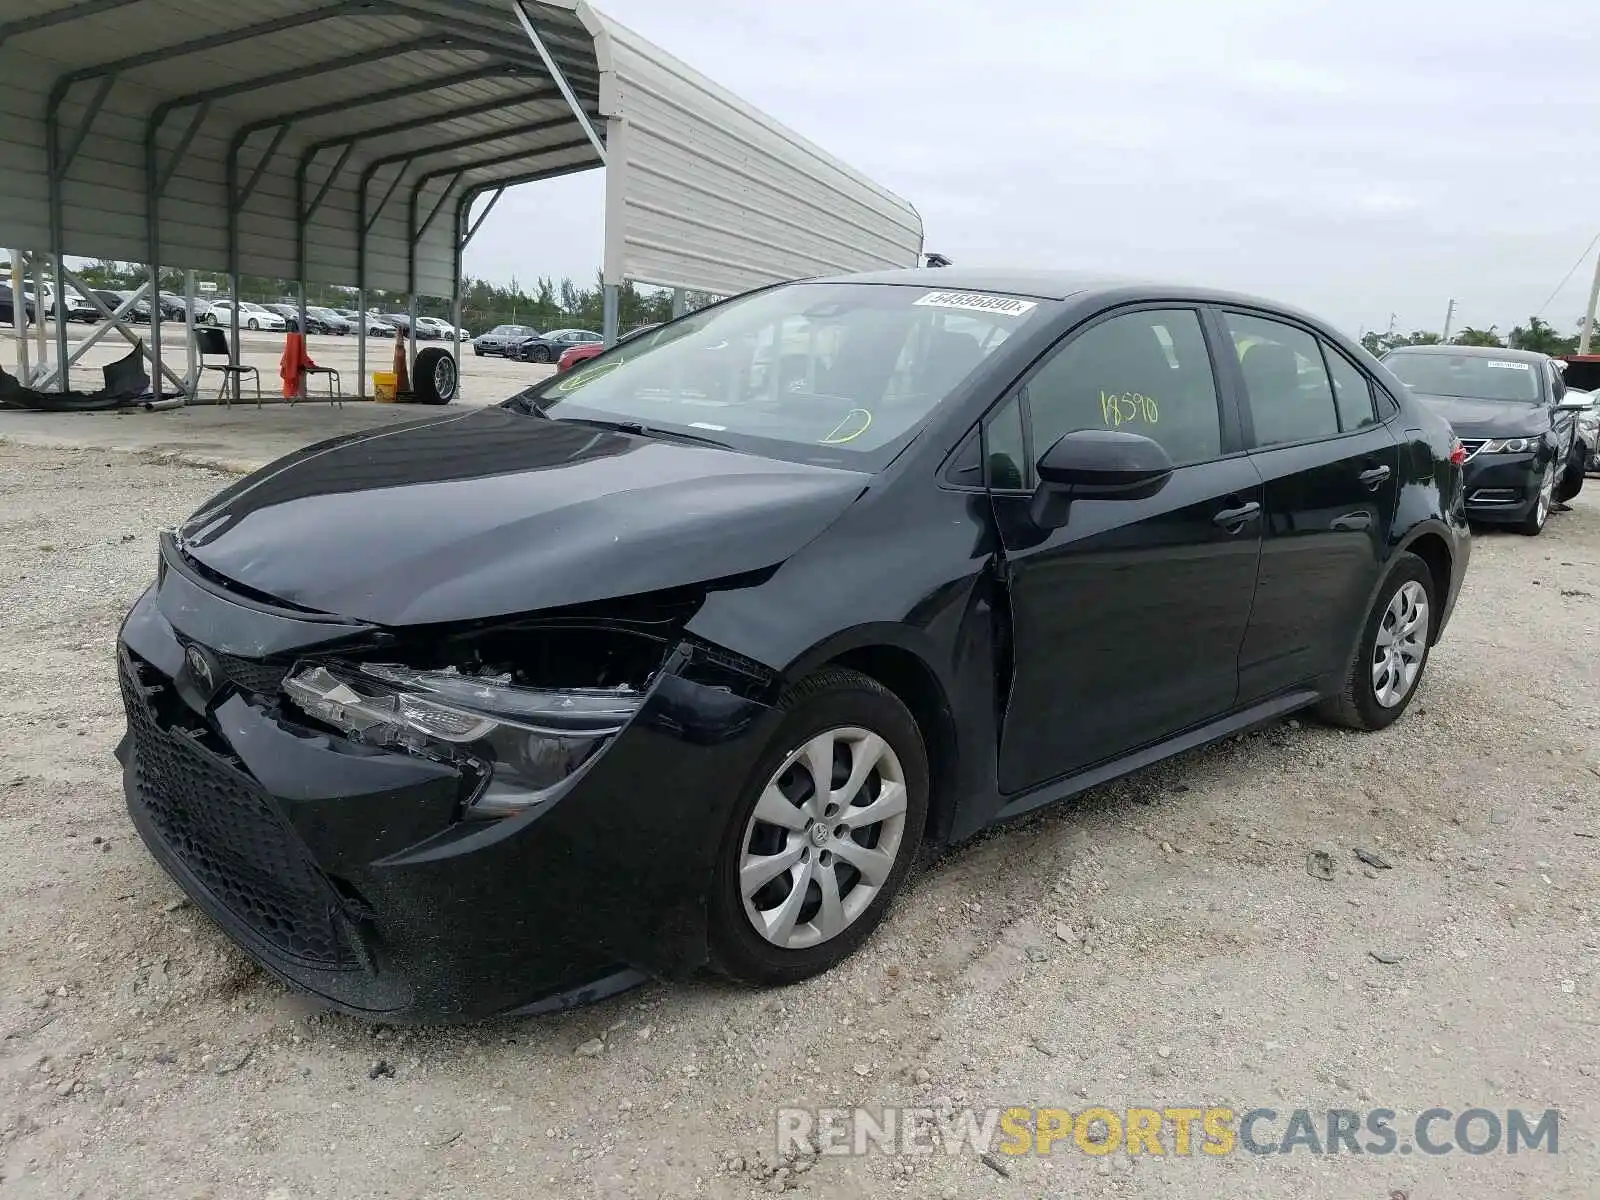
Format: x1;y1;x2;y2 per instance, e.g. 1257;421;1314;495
1482;436;1542;454
283;663;641;817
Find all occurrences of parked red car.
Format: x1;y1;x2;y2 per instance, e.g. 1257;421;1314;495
555;323;661;372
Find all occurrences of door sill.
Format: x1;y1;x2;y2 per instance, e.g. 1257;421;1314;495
992;688;1321;825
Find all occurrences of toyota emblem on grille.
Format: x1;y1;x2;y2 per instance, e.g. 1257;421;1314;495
185;644;218;697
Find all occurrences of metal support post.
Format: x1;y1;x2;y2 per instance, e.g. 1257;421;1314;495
671;288;686;319
1581;248;1600;357
228;275;240;375
31;257;47;377
9;250;29;379
51;251;69;392
407;295;418;383
147;262;162;404
357;288;367;399
185;269;197;391
602;283;619;346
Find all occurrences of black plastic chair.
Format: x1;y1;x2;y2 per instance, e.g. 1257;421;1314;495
195;325;260;407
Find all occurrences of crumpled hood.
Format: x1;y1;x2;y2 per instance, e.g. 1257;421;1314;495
177;407;867;626
1410;393;1547;438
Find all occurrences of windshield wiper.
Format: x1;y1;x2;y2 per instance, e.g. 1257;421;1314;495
505;391;549;416
550;415;732;448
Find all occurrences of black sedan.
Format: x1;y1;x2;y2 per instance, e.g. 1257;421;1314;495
1382;345;1590;535
115;269;1470;1023
509;327;602;363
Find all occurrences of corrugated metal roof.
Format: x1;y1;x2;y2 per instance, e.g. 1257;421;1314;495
0;0;922;299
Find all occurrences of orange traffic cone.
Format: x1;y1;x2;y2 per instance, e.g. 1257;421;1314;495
392;326;410;397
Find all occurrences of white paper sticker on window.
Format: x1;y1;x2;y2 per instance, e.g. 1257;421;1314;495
1484;360;1531;370
913;291;1038;318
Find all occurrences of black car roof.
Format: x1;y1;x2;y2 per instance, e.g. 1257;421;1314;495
1382;344;1549;363
803;267;1344;327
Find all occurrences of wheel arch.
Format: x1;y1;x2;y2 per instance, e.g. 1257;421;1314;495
781;625;962;845
1391;522;1455;645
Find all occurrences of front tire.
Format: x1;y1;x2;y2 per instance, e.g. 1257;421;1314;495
1556;443;1586;502
1314;553;1436;731
246;318;259;331
708;668;928;986
1519;460;1556;535
531;344;552;363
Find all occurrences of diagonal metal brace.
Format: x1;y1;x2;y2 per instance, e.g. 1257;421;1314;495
56;73;116;176
237;124;291;208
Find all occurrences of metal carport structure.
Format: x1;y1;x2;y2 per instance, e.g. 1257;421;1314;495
0;0;924;400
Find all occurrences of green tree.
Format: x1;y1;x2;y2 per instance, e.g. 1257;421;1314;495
1452;326;1503;347
1509;316;1577;355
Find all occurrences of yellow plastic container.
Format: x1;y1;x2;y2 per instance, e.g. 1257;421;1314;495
372;371;397;403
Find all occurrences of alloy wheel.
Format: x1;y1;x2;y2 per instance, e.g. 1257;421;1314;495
1371;580;1429;708
738;727;909;950
433;354;456;400
1536;462;1555;527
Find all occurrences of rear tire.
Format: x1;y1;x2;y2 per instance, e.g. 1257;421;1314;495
708;668;928;987
1314;553;1436;732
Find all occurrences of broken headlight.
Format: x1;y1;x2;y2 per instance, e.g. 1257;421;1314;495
283;663;641;817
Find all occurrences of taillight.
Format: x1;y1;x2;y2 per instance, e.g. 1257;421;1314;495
1448;437;1468;466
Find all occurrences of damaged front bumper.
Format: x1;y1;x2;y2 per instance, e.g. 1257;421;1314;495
115;539;778;1023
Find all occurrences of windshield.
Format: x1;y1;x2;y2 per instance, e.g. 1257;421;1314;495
1384;351;1543;403
508;282;1039;467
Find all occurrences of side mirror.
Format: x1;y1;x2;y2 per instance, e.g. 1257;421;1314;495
1029;429;1174;529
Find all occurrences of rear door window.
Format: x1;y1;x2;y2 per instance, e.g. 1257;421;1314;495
1322;343;1380;430
1225;312;1340;446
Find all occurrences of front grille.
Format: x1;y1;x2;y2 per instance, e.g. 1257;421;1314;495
119;653;356;968
1458;438;1488;461
216;653;289;698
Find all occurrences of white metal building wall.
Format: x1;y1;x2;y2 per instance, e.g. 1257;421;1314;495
596;15;924;294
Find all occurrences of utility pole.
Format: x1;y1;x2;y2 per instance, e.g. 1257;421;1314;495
1441;298;1455;344
1580;247;1600;356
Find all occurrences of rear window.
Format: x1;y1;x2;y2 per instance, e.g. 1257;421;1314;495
1384;351;1542;404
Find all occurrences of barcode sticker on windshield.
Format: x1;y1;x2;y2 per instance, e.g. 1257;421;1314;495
1485;360;1531;370
914;291;1037;317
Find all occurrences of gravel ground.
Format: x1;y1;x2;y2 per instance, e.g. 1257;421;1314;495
1;442;1596;1200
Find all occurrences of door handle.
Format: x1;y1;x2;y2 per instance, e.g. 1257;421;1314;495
1358;464;1391;489
1212;500;1261;530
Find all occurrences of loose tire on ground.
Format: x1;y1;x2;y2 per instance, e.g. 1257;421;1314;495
708;667;929;987
1314;552;1437;732
412;346;457;405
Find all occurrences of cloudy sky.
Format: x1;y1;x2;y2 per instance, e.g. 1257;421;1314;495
465;0;1600;341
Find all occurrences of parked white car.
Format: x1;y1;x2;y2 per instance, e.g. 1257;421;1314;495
210;300;286;333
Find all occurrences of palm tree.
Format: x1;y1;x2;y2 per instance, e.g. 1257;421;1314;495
1452;326;1503;347
1509;316;1574;355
